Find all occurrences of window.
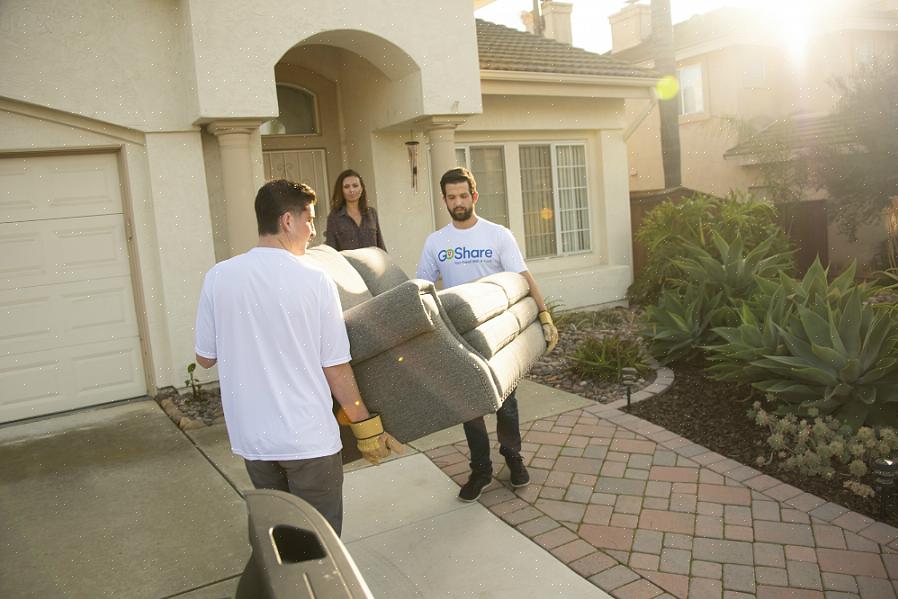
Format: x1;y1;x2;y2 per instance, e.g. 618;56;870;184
677;63;704;115
854;38;876;67
455;146;509;227
260;84;319;135
743;59;766;88
519;144;590;258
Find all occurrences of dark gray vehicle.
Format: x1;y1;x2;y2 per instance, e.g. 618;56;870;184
236;490;374;599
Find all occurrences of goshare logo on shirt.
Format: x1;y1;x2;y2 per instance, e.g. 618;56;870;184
437;246;494;262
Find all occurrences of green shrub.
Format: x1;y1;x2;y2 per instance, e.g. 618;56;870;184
707;259;867;385
709;260;898;429
671;232;793;304
642;283;727;364
630;191;791;304
570;334;649;383
641;231;791;365
748;401;898;497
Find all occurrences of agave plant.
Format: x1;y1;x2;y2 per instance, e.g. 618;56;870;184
670;231;794;304
707;259;898;429
707;259;865;383
642;283;726;364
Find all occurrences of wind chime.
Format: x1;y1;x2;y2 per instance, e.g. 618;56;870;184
405;139;420;192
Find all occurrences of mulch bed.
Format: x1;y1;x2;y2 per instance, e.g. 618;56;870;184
624;362;898;529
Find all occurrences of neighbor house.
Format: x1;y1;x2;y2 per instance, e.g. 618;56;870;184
608;0;898;274
0;0;656;422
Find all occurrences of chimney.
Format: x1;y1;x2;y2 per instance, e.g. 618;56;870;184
521;1;573;45
542;1;573;45
609;2;653;53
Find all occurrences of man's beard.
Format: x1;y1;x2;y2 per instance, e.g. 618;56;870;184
450;206;473;221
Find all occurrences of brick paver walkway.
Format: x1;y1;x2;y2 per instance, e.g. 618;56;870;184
427;404;898;599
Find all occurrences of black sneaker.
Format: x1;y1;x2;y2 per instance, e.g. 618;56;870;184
506;456;530;488
458;471;492;502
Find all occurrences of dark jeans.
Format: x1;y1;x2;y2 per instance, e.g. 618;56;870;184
244;451;344;536
463;388;522;475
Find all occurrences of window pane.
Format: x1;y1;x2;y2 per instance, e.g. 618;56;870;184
519;145;556;258
677;64;704;115
469;147;508;227
556;145;590;253
455;148;467;167
261;85;318;135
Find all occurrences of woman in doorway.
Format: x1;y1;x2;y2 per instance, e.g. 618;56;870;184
325;169;387;251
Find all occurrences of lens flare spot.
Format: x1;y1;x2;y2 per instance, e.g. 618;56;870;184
540;207;553;221
397;356;404;363
655;75;679;101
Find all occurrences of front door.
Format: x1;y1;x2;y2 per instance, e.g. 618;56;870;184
263;149;328;244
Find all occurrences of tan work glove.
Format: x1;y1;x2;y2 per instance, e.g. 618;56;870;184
539;310;559;353
349;414;405;465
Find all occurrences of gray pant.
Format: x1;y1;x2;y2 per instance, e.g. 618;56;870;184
244;451;344;535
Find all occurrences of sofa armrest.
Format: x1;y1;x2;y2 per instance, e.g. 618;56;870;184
344;280;436;363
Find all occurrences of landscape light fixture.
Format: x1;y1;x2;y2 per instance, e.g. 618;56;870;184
873;457;897;520
621;367;638;408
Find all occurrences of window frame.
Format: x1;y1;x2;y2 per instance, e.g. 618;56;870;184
455;138;594;262
454;143;510;229
261;83;321;137
520;141;593;260
677;62;705;116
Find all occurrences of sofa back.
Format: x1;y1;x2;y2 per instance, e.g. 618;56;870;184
341;247;409;295
303;245;372;309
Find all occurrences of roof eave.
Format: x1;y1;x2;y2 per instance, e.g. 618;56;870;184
480;69;658;87
480;69;658;99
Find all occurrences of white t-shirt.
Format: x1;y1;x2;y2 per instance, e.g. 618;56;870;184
194;247;350;461
416;217;528;288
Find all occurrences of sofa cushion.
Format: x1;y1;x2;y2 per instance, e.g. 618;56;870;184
462;297;540;359
487;321;546;399
341;247;409;296
437;282;509;334
509;296;540;331
463;311;519;359
477;272;531;305
304;245;372;309
344;280;436;363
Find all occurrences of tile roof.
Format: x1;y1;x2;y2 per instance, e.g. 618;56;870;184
476;19;657;79
724;113;858;157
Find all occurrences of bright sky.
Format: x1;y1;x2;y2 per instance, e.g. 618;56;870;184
475;0;810;54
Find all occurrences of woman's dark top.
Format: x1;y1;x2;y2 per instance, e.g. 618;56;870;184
324;206;387;251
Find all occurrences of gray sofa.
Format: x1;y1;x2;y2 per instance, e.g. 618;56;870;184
303;245;546;443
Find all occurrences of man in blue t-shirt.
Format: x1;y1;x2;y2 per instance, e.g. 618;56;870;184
417;167;559;502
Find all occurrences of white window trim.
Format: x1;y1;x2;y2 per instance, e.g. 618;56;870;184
676;63;705;116
546;141;592;259
456;139;595;261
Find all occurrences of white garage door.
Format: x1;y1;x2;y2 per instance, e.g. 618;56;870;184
0;153;146;423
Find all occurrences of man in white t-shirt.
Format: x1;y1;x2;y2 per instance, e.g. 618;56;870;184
417;167;559;502
194;179;402;535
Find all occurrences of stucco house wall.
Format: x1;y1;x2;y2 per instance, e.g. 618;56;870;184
1;0;652;420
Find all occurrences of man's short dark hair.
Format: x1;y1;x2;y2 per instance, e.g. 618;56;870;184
440;167;477;196
255;179;317;235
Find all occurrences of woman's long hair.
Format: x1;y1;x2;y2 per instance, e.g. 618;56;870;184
330;169;369;214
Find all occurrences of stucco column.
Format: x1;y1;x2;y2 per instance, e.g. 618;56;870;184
423;116;466;230
207;119;265;256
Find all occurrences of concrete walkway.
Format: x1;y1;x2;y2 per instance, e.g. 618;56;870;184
0;380;606;598
3;378;897;598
